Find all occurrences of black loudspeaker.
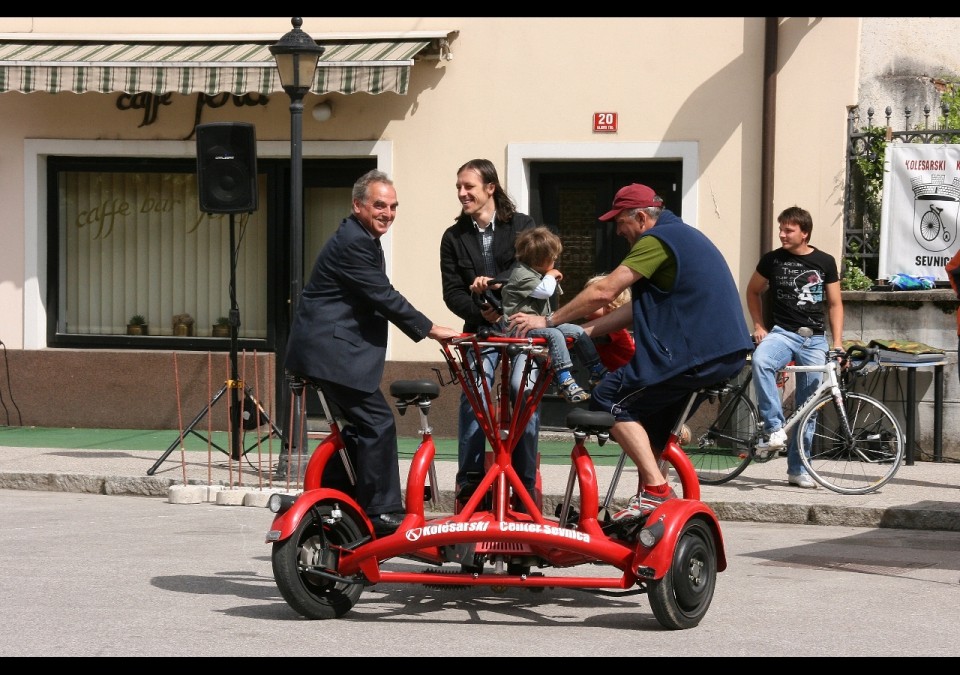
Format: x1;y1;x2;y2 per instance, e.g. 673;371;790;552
196;122;259;214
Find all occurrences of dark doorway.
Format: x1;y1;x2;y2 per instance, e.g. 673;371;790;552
529;160;683;429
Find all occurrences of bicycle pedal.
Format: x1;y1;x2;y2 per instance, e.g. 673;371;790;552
602;515;649;542
752;448;779;462
554;503;580;527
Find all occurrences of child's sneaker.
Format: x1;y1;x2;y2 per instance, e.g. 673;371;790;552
560;379;590;403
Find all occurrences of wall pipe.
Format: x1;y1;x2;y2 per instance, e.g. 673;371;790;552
760;17;779;256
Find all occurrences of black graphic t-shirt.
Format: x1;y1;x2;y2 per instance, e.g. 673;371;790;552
756;247;839;334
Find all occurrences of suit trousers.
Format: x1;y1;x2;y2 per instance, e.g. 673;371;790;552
316;378;403;516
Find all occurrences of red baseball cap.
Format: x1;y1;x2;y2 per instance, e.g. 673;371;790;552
598;183;664;222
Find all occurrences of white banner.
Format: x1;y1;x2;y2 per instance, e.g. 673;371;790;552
879;143;960;281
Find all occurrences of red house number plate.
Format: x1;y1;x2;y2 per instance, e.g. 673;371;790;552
594;112;618;132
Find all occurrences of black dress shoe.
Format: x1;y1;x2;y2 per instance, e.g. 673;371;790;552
370;512;405;537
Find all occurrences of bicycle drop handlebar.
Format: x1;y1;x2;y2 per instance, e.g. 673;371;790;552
838;344;880;374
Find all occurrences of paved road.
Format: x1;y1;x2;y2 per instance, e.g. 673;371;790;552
1;490;957;657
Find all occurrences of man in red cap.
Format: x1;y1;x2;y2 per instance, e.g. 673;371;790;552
509;183;752;523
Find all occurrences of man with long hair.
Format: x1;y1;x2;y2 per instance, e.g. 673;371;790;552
439;159;540;505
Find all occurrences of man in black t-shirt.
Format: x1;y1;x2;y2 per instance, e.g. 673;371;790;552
746;206;845;489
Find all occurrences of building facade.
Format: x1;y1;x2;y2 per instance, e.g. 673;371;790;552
2;17;900;447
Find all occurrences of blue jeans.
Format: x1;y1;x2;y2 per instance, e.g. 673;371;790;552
457;346;540;491
752;326;828;476
527;323;604;374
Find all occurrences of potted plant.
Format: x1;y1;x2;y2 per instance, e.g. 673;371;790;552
172;313;195;337
127;314;148;336
212;316;231;338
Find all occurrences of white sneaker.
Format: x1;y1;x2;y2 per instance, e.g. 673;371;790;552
756;428;788;451
788;473;818;489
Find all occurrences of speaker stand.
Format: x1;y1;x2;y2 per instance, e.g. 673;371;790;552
146;379;284;475
146;213;284;476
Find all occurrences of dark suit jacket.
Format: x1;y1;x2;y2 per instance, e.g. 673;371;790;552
439;212;536;332
285;215;433;393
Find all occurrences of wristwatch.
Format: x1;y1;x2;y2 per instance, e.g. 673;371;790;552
545;312;555;328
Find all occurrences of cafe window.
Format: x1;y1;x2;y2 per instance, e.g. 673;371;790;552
47;157;269;347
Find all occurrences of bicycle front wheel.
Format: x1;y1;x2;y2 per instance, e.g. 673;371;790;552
684;388;758;485
797;392;904;495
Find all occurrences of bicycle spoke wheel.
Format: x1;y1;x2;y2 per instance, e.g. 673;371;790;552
920;209;941;242
683;388;758;485
797;392;904;494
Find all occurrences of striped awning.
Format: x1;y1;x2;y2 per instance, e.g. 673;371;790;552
0;37;451;95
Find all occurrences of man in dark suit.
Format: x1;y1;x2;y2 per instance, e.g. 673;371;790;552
439;159;541;501
286;169;458;536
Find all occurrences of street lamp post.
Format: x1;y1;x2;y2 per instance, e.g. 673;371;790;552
271;17;324;474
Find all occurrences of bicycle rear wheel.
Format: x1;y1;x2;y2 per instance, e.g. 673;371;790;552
797;392;904;495
683;387;758;485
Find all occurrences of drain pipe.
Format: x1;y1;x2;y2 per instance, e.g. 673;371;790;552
760;17;779;255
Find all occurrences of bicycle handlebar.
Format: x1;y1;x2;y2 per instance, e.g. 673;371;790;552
444;330;547;348
839;344;879;374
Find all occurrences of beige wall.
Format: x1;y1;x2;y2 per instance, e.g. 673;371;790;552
772;17;859;250
0;17;859;367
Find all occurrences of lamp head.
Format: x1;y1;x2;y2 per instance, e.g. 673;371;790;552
270;17;325;95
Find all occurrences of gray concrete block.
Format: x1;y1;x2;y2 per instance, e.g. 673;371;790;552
168;484;206;504
203;485;225;502
242;490;274;508
215;489;247;506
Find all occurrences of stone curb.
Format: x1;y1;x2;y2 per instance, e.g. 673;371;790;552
708;501;960;531
2;471;958;532
0;472;173;497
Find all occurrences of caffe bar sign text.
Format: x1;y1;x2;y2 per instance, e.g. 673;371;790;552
115;92;269;138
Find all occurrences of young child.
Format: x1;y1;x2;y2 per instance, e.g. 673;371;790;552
582;274;635;371
500;226;607;403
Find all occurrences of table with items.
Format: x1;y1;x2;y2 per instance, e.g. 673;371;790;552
849;342;953;465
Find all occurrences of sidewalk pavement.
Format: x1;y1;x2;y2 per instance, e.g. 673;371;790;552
1;438;958;532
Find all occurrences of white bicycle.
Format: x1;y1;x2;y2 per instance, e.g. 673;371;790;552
684;345;905;495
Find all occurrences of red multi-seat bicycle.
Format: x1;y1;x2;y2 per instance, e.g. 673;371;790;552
266;332;726;629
